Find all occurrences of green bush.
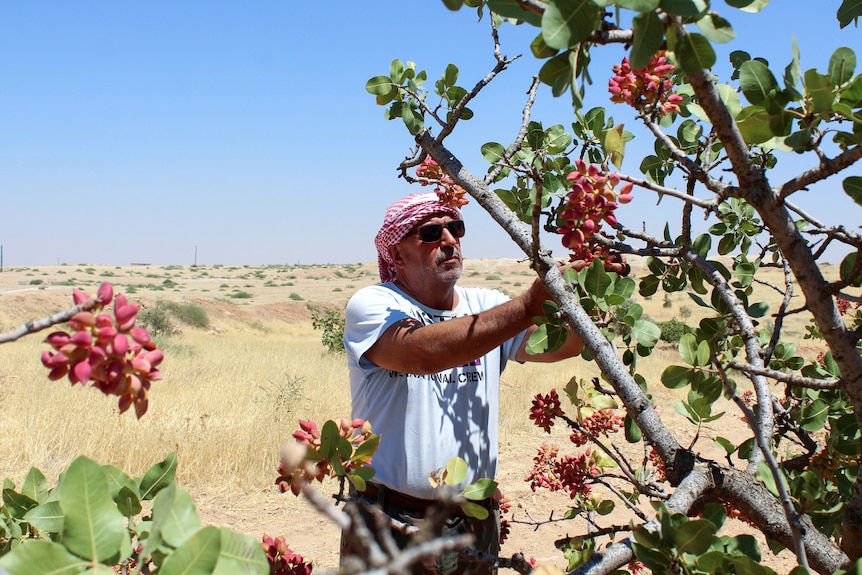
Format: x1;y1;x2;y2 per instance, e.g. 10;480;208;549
139;301;211;336
139;304;176;337
310;306;345;354
657;318;687;344
167;301;210;329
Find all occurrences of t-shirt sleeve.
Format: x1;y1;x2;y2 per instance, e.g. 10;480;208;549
463;286;528;364
344;286;410;367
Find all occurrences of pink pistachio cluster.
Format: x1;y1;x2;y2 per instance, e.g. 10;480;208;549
277;418;374;496
41;282;162;419
558;159;634;262
525;443;599;500
529;389;565;433
416;156;469;209
261;535;313;575
608;50;683;117
569;409;625;447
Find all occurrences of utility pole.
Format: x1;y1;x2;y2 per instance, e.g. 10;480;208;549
193;245;198;268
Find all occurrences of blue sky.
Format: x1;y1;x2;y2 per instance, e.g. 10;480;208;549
1;1;859;267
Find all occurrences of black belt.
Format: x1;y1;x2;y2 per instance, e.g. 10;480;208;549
359;482;492;514
360;483;436;512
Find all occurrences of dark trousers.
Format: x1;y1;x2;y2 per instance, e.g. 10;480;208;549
340;483;500;575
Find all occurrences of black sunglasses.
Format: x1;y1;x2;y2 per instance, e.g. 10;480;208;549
414;220;466;243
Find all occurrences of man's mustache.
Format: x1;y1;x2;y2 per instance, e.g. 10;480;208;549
435;248;462;265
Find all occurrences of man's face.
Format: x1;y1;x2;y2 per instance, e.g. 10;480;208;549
394;214;464;286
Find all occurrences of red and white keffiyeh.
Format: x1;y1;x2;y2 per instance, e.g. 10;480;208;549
374;192;463;282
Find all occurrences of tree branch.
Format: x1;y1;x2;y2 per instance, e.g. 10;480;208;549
0;298;101;344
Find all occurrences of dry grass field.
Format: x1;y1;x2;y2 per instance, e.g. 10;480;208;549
0;258;834;569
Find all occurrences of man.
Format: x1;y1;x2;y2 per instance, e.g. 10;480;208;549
343;192;618;574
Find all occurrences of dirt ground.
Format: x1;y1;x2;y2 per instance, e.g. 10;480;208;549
0;259;802;572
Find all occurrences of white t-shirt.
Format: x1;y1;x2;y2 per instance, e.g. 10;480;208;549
344;282;527;500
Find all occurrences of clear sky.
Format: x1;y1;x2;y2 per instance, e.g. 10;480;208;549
1;1;859;267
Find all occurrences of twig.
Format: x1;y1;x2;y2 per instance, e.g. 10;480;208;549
0;298;101;344
712;357;810;570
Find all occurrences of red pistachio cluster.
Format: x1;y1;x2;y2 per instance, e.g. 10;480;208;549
525;443;599;500
529;389;565;433
498;494;512;545
261;534;313;575
647;447;667;482
608;51;683;117
416;156;469;209
41;282;162;419
277;418;375;496
558;159;634;262
569;409;625;447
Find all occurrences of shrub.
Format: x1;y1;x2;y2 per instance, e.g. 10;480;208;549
310;306;345;354
168;301;210;329
657;318;686;344
138;301;211;336
139;304;176;337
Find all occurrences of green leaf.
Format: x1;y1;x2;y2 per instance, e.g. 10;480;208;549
444;457;468;486
615;0;660;8
58;455;125;563
739;60;779;106
630;11;664;70
352;434;380;464
23;500;64;533
755;460;780;497
632;319;661;347
829;47;857;86
668;518;716;555
697;13;735;43
714;436;736;454
735;105;773;144
725;0;769;12
21;467;50;504
103;465;138;501
678;333;698;365
3;489;37;519
114;485;141;517
160;486;202;548
838;0;862;28
463;478;498;500
844;176;862;207
459;500;490;520
660;0;707;17
139;452;177;501
692;233;711;258
545;124;572;153
542;0;599;50
0;540;85;574
840;252;862;287
526;324;551;355
584;258;612;296
401;103;424;135
159;525;221;575
805;69;834;114
662;365;693;389
487;0;543;26
800;399;830;431
215;528;269;574
365;76;395;97
624;413;642;442
677;32;716;74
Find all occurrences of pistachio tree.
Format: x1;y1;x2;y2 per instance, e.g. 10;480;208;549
366;1;862;573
